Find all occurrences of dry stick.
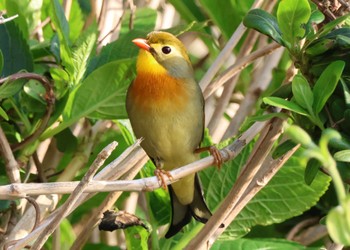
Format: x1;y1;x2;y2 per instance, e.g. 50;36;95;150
31;142;118;249
222;45;284;140
203;43;281;99
62;0;72;20
199;0;265;91
9;140;146;249
211;143;300;244
186;116;285;249
0;122;267;199
0;126;20;183
71;155;149;250
207;30;260;133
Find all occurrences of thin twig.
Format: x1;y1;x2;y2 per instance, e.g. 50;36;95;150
31;142;118;249
0;14;18;24
203;43;281;99
0;121;267;199
186;116;287;249
71;155;149;249
0;125;21;183
222;46;284;140
199;0;265;91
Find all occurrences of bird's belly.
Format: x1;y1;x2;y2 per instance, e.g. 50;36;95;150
129;104;202;169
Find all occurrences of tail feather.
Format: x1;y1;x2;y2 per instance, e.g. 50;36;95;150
165;173;212;238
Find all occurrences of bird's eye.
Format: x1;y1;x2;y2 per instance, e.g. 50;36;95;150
162;46;171;54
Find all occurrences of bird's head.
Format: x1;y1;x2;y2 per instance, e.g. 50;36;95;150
133;31;193;79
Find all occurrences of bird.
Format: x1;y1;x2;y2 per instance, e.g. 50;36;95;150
126;31;221;238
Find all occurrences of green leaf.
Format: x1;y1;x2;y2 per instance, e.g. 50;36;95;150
5;0;30;39
50;0;74;77
292;74;314;113
199;140;330;240
263;97;308;116
125;226;150;250
72;22;98;85
243;9;284;46
199;0;254;39
272;139;297;159
326;197;350;245
304;158;320;185
0;106;9;121
277;0;311;48
334;150;350;163
23;80;46;105
0;79;25;100
0;16;33;77
313;61;345;114
211;238;319;250
41;59;135;139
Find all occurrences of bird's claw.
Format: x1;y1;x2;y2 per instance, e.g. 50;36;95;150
154;169;173;190
195;145;223;169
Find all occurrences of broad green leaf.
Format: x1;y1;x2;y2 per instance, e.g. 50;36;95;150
5;0;30;39
125;226;150;250
23;80;46;105
68;0;84;43
167;0;207;25
199;0;254;39
243;9;284;46
120;8;158;35
0;106;9;121
72;23;98;85
292;74;314;113
211;238;320;250
334;150;350;162
277;0;311;48
313;61;345;114
41;59;135;139
0;17;33;77
326;198;350;245
50;0;74;77
263;97;308;116
198;140;330;240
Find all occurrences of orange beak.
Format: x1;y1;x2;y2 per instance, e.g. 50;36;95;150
132;38;150;51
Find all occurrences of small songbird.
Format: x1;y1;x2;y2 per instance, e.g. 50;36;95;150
126;31;215;238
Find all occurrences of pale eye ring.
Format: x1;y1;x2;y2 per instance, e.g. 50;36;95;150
162;46;171;54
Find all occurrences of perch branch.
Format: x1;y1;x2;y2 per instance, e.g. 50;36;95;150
0;121;267;199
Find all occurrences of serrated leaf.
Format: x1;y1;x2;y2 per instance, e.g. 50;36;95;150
243;9;284;46
0;16;33;77
263;97;309;116
42;59;135;139
313;61;345;114
277;0;311;48
199;141;330;239
72;23;98;85
50;0;74;77
292;74;314;113
334;150;350;162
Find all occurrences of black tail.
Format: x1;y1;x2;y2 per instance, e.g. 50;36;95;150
165;173;212;238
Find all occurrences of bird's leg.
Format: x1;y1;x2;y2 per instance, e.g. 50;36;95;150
154;158;173;190
194;146;223;169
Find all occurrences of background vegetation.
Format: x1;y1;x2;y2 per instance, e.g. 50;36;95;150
0;0;349;249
